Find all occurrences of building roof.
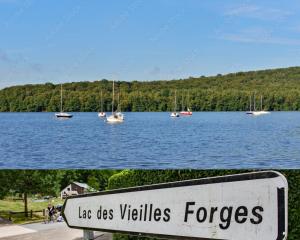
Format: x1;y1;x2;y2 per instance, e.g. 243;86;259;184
73;182;90;189
60;182;96;193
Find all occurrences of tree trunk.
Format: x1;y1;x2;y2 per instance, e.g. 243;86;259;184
24;192;28;217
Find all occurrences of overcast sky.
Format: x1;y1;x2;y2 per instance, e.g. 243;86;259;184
0;0;300;89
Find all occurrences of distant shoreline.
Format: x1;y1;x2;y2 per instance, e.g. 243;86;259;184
1;66;300;112
0;111;298;113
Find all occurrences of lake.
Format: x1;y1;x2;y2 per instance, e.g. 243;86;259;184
0;112;299;169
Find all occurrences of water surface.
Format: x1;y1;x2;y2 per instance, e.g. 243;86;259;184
0;112;299;169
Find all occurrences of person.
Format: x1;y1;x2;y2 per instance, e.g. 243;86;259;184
44;208;49;224
47;204;55;223
57;213;63;222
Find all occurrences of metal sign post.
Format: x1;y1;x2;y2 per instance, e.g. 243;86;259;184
83;229;94;240
62;171;288;240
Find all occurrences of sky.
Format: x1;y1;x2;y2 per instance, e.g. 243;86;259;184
0;0;300;89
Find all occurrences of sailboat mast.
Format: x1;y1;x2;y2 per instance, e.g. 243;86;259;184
181;93;184;111
118;92;121;112
174;90;177;112
187;91;190;111
249;94;252;112
60;84;63;113
260;95;263;111
101;90;103;112
112;80;114;114
253;93;256;111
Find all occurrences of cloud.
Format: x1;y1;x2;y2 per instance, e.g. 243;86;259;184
224;4;292;21
218;28;300;45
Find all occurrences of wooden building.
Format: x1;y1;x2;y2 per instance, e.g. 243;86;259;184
60;182;94;199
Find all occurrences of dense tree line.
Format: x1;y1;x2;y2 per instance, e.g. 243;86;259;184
1;66;300;112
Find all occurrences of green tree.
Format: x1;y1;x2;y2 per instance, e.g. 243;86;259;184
1;66;300;112
0;170;11;199
5;170;63;217
87;175;100;190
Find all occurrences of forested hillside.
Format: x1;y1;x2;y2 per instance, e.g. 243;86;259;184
1;66;300;112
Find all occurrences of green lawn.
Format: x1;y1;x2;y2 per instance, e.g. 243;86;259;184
0;197;64;224
0;198;64;212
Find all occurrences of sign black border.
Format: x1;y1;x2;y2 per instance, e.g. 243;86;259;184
62;171;287;240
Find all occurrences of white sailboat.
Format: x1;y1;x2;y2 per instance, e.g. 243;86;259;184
246;94;270;116
98;90;106;118
106;80;124;123
253;95;270;115
170;90;179;117
55;84;73;119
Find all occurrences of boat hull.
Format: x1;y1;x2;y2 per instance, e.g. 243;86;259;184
98;112;106;118
253;111;270;116
180;111;192;116
55;113;73;119
106;112;124;123
170;112;179;117
246;111;270;116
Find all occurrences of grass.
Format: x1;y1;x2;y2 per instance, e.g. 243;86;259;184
0;197;64;211
0;197;64;224
0;211;45;224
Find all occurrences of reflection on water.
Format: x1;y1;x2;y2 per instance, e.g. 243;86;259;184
0;112;300;169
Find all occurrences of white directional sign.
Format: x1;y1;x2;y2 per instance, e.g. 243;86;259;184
62;171;288;240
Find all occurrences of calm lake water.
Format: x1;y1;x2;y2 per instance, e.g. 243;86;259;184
0;112;300;169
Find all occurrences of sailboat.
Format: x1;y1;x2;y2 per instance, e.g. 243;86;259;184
253;95;270;116
170;90;179;117
180;91;192;116
246;94;253;115
246;94;270;116
55;84;73;119
98;90;106;118
106;80;124;123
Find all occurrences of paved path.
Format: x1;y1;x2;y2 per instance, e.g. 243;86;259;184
0;222;112;240
0;225;36;239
